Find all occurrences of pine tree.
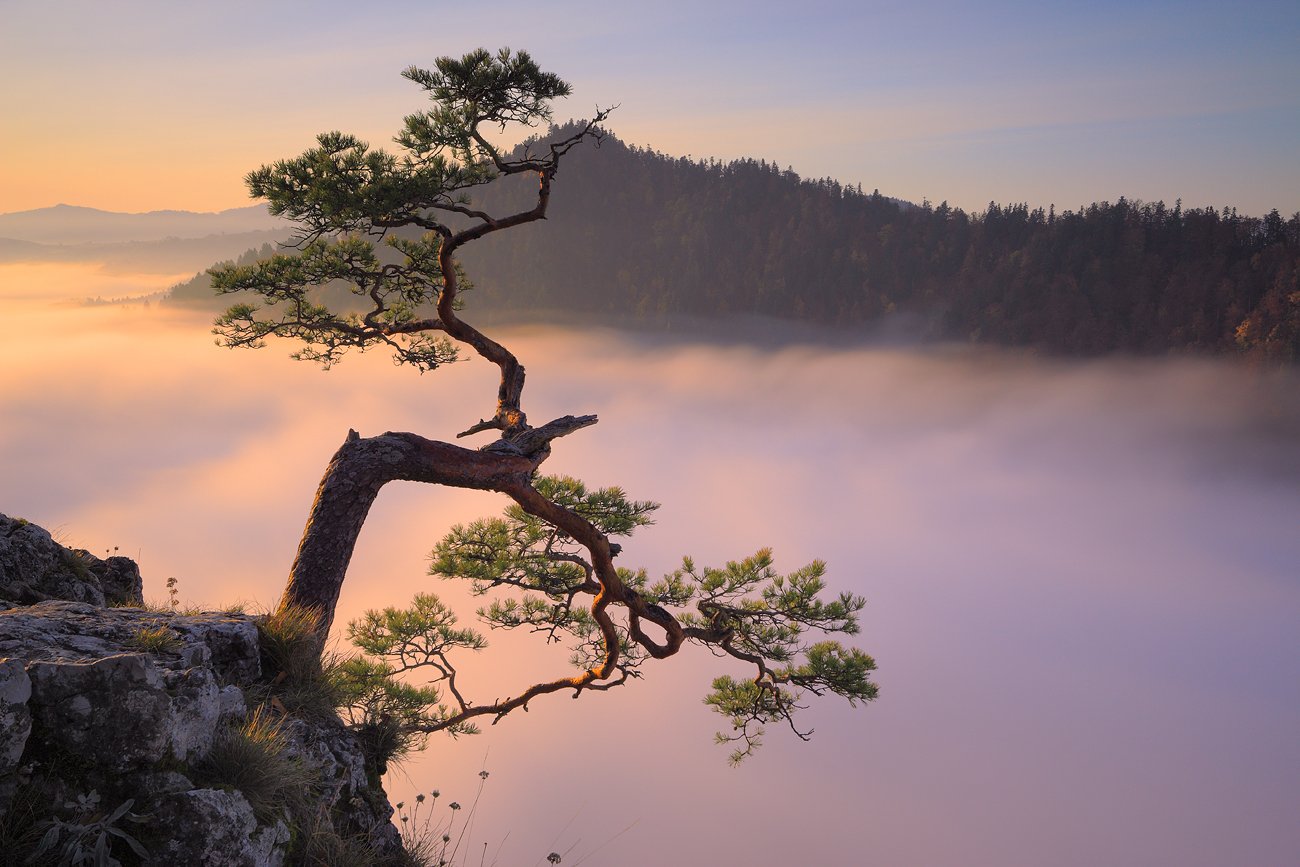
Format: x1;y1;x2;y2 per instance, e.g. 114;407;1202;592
209;48;876;760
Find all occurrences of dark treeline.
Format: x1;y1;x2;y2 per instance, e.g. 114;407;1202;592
461;127;1299;360
174;125;1300;361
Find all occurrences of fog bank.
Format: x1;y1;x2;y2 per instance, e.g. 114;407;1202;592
2;266;1297;866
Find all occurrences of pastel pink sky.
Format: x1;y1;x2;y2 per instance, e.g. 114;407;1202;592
3;0;1298;216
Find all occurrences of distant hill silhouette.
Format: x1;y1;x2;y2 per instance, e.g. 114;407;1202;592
2;232;295;281
0;203;286;245
173;125;1300;362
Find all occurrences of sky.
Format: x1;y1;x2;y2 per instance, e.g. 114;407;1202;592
2;0;1298;216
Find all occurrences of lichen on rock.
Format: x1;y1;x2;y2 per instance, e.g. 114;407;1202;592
0;517;405;865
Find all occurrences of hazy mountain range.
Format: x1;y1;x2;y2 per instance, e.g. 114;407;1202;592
8;130;1298;361
0;204;291;275
0;203;285;245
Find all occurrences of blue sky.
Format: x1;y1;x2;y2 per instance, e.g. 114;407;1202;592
2;0;1297;214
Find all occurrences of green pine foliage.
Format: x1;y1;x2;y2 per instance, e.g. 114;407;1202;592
201;47;596;376
348;475;877;762
342;594;487;755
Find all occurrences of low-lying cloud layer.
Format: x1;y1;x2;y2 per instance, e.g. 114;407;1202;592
2;266;1297;866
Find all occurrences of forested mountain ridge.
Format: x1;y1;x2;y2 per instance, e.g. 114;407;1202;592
172;125;1300;362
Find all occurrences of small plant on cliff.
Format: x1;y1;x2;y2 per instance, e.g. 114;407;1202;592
123;625;182;654
27;792;150;866
0;774;44;862
197;705;314;822
57;548;93;583
254;605;350;719
295;817;391;867
395;773;495;867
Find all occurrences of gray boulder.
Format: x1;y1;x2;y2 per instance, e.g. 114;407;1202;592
146;788;289;867
0;517;406;864
0;657;32;814
0;513;143;607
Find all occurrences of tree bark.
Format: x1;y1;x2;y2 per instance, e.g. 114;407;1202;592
279;429;538;640
275;416;702;729
279;415;599;643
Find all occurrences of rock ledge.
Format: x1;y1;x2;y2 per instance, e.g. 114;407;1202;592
0;514;404;865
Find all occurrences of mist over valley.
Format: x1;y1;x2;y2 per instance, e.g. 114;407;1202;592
1;250;1296;865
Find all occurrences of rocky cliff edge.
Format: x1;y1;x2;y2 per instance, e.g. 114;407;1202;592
0;512;406;865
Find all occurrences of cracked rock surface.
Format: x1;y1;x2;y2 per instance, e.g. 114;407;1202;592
0;516;403;865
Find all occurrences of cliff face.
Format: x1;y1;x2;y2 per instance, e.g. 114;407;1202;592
0;513;405;865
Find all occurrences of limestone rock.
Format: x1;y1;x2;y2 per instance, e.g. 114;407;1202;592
0;513;143;607
0;515;407;864
145;788;288;867
0;657;30;772
172;611;263;684
90;555;145;607
27;653;177;770
0;657;32;814
282;716;403;854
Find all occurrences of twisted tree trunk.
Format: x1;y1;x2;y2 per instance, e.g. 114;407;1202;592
278;418;597;643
